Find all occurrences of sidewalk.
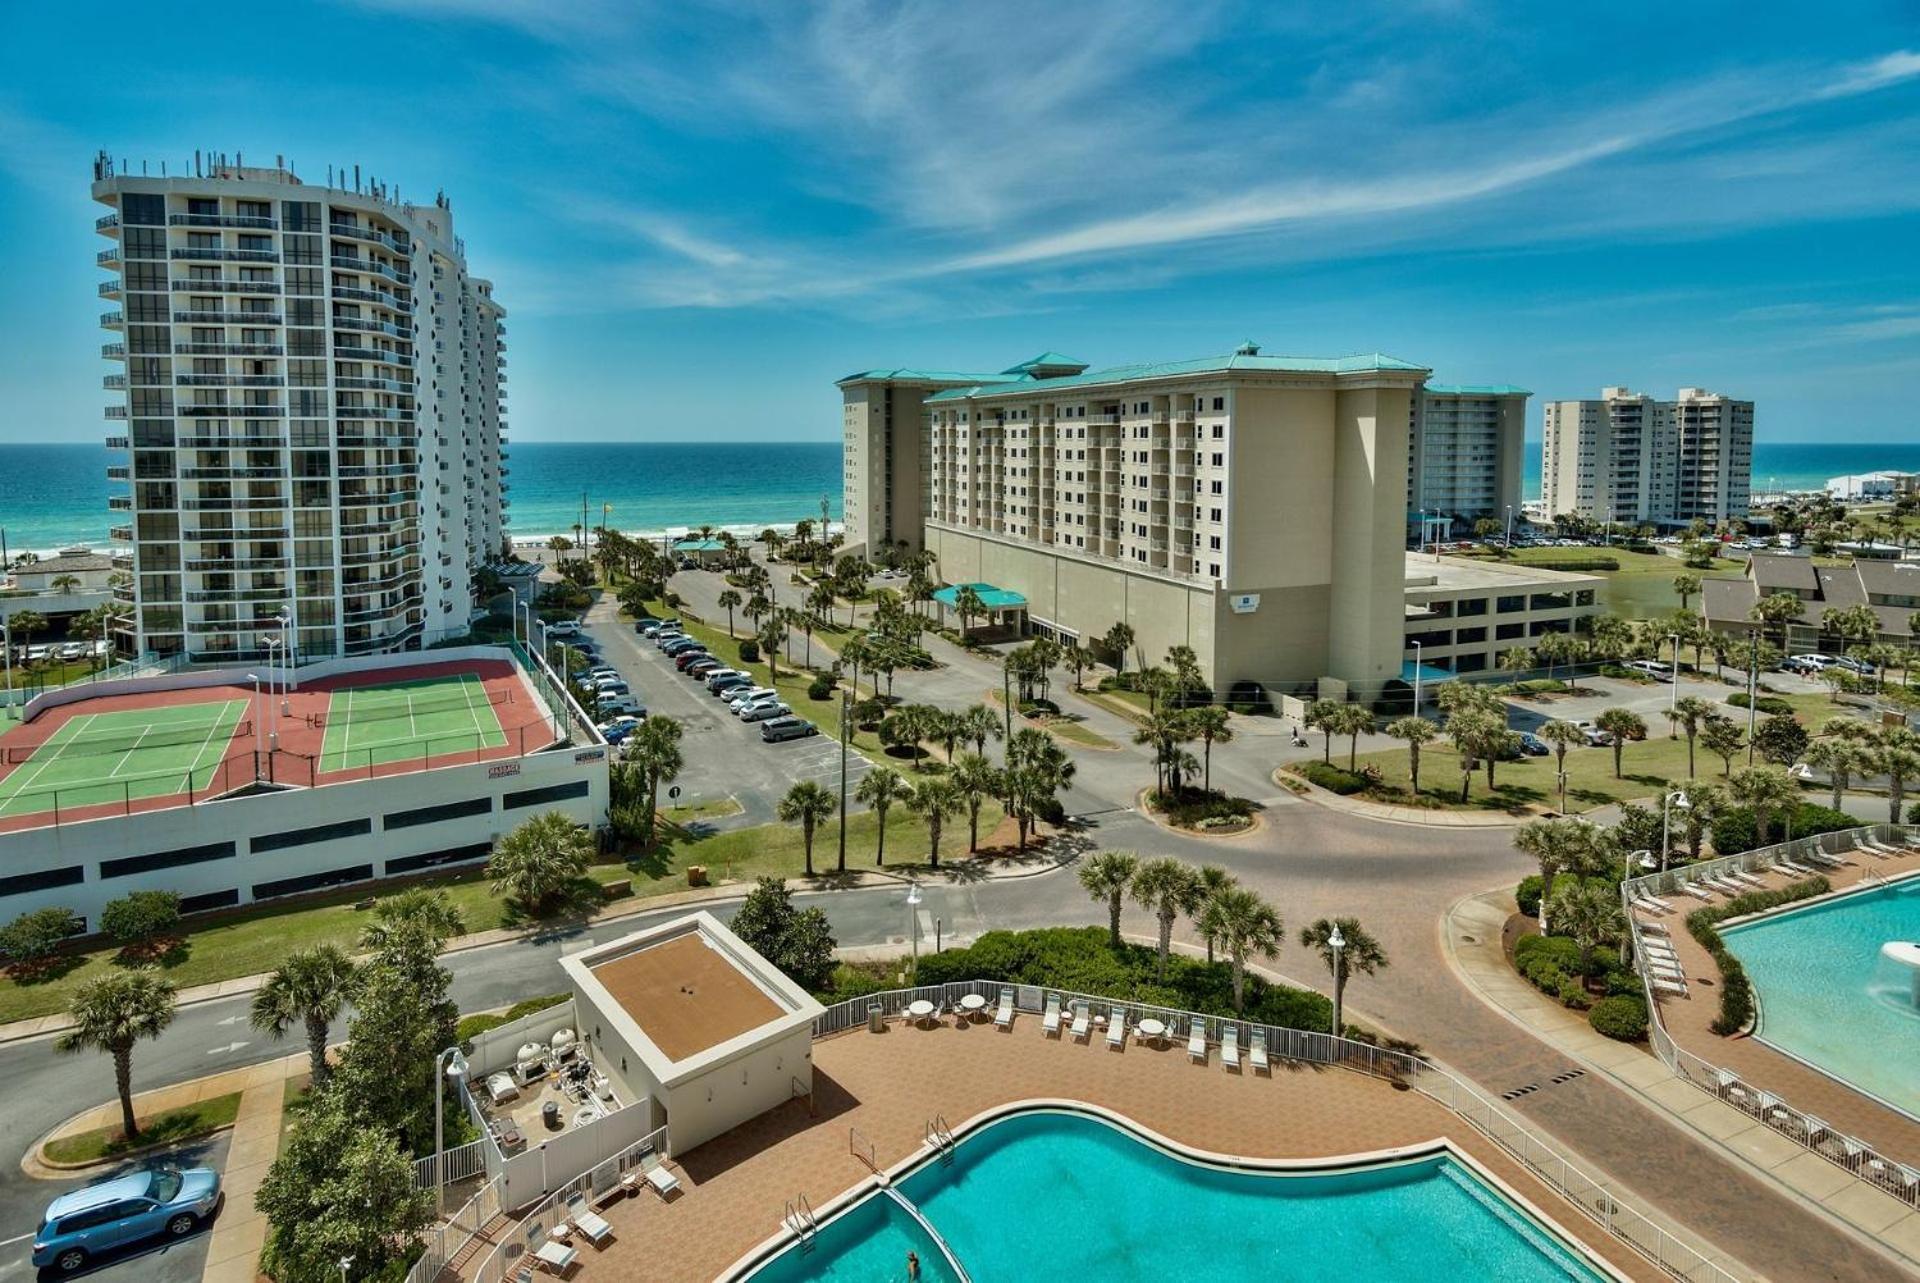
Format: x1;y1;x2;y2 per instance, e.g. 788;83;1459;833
0;847;1076;1047
1443;888;1920;1275
199;1065;296;1283
1276;770;1527;828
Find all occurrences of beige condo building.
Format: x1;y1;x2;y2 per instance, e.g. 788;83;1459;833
843;344;1430;695
1541;386;1752;528
1407;384;1530;529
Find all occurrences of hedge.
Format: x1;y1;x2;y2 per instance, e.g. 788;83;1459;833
737;639;760;663
1588;995;1649;1041
1726;692;1793;715
1512;933;1637;1012
1710;803;1857;856
1685;878;1828;1035
913;927;1337;1033
456;992;570;1046
1297;761;1367;795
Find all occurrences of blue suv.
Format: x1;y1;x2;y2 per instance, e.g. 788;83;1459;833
34;1166;222;1273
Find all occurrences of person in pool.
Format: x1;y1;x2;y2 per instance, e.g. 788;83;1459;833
906;1250;921;1280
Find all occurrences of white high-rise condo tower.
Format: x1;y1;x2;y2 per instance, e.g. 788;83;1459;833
93;152;508;662
1542;386;1751;528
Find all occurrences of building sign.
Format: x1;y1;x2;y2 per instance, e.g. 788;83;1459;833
574;748;607;764
1229;593;1261;615
488;762;522;779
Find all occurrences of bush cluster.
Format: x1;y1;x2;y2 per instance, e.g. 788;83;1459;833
1588;995;1649;1041
737;638;760;663
1709;803;1857;856
914;927;1334;1031
1725;692;1793;715
456;992;570;1045
1150;790;1254;828
1512;933;1637;1011
1297;761;1367;795
1686;877;1828;1035
806;676;835;701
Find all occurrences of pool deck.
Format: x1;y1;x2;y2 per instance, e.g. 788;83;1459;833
444;1015;1664;1283
1643;850;1920;1165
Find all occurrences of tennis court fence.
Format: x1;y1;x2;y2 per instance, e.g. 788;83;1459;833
3;719;254;764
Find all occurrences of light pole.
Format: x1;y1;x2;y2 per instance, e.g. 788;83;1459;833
1745;626;1758;765
276;610;293;715
1660;789;1691;873
905;882;923;982
246;674;264;771
1667;632;1681;723
339;1257;353;1283
1327;923;1346;1038
837;687;850;871
2;616;13;721
1503;503;1515;551
263;637;282;751
1410;640;1423;716
432;1044;470;1218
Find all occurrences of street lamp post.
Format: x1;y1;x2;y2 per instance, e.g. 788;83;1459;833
2;617;13;722
246;673;264;773
339;1257;353;1283
838;688;851;871
277;610;293;715
432;1045;471;1218
905;882;923;982
1327;923;1346;1038
1667;633;1681;723
1503;503;1515;551
1410;640;1423;716
263;637;282;751
1745;626;1759;765
1660;789;1691;873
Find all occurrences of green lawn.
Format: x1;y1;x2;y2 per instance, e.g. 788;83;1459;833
1;658;109;692
632;799;1007;887
1339;731;1737;815
1446;548;1743;620
43;1092;242;1165
662;797;744;824
1036;718;1116;749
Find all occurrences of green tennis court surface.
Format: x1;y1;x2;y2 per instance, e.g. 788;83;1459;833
0;699;249;818
318;674;510;773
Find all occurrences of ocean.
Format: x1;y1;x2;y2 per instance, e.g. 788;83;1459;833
3;439;1916;556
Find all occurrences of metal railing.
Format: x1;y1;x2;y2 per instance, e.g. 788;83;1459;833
402;1169;503;1283
813;982;1740;1282
1621;824;1920;1215
414;1136;490;1191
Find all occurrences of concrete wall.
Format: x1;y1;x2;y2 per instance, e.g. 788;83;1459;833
662;1025;813;1154
0;590;111;623
465;1001;581;1079
497;1100;655;1211
1329;385;1415;691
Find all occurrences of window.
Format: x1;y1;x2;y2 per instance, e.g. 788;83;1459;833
101;841;236;880
1211;453;1224;467
1211;397;1224;411
250;817;373;854
1495;622;1525;640
1209;481;1223;495
1455;626;1487;644
1455;598;1488;617
1207;563;1220;577
503;779;591;810
1496;594;1526;614
0;865;83;898
253;864;374;900
180;888;241;914
121;193;164;226
385;843;492;876
385;797;492;830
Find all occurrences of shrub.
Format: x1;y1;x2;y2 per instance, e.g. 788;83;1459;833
1516;875;1544;918
806;676;835;701
456;1012;505;1043
1507;678;1570;695
1556;976;1593;1010
1588;995;1649;1041
1298;761;1366;795
504;992;569;1023
737;638;760;663
1686;877;1828;1034
1726;692;1793;715
457;993;567;1047
913;927;1334;1031
99;889;182;948
0;907;81;964
1151;790;1254;828
1910;801;1920;824
1711;803;1859;855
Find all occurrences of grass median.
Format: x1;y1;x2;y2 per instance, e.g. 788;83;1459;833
1334;733;1720;814
43;1092;242;1165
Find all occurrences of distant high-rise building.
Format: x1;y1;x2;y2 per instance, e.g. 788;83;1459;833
1541;386;1751;527
1407;384;1529;528
92;154;507;661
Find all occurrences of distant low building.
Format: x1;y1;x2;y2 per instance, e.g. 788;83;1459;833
1699;553;1918;651
1825;471;1919;501
9;550;116;593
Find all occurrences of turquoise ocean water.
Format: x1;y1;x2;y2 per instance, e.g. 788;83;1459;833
4;440;1917;556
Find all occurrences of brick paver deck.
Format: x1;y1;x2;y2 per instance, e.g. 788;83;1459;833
448;1015;1663;1283
1643;849;1920;1161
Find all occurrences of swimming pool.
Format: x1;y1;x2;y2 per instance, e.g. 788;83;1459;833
742;1108;1614;1281
1721;877;1920;1116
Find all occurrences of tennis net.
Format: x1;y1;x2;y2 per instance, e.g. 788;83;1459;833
6;718;252;763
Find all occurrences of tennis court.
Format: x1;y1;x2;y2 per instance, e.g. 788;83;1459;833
317;673;511;773
0;698;249;819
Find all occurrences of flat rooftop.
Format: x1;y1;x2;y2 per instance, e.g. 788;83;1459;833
589;932;787;1062
1410;554;1603;593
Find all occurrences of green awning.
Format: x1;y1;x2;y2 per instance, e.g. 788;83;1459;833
933;582;1027;609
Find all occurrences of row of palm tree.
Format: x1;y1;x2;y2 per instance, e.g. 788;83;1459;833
1076;851;1388;1020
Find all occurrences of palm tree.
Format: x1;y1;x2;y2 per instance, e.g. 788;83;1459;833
1304;698;1342;764
950;752;1001;852
359;887;465;953
1595;708;1647;779
1184;705;1233;794
717;588;743;638
488;810;594;914
1199;887;1284;1014
1498;646;1534;678
1131;857;1201;980
904;776;961;868
1299;917;1388;1036
757;617;787;681
1669;695;1714;776
1731;764;1800;845
1538;720;1585;812
49;573;81;595
1672;571;1702;612
1194;864;1237;963
58;971;177;1139
251;945;356;1087
1102;622;1135;676
1078;850;1139;948
1385;716;1437;794
1876;731;1920;826
1748;591;1804;650
1514;816;1603;934
625;716;684;849
778;780;837;877
1804;736;1874;811
952;585;986;637
854;767;909;869
1547;881;1624;974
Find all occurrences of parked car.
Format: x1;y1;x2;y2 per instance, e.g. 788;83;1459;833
592;677;630;697
1832;656;1875;675
597;693;644;717
55;642;88;661
1573;720;1611;747
636;618;677;636
740;700;792;723
661;637;702;657
1515;731;1550;757
599;716;644;744
33;1166;223;1273
586;665;620;681
705;669;750;691
760;716;820;742
1624;659;1673;682
673;648;712;671
1783;654;1831;675
685;657;723;678
545;619;581;638
728;687;778;714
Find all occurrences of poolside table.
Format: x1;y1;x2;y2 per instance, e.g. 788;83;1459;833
959;994;988;1021
1136;1017;1166;1047
907;999;937;1026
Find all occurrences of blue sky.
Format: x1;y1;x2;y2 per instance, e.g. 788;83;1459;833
2;0;1917;444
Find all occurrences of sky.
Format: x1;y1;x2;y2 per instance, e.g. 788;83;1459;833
1;1;1918;445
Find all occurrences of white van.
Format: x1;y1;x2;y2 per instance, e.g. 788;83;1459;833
1624;660;1673;682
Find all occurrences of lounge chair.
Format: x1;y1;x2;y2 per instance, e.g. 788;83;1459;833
1221;1024;1241;1071
1637;919;1671;935
1704;875;1745;895
1187;1016;1207;1063
644;1163;680;1197
1070;1001;1091;1041
1632;894;1673;914
533;1240;578;1275
1678;881;1715;902
516;1267;537;1283
566;1194;612;1246
1726;869;1766;888
1042;992;1062;1035
1106;1006;1128;1049
1248;1027;1270;1075
1773;856;1813;876
994;987;1015;1029
1652;978;1687;997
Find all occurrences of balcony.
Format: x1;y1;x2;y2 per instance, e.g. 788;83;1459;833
333;345;414;366
186;588;291;605
105;435;128;449
104;405;128;419
328;222;410;255
98;280;121;298
105;464;130;480
101;342;126;359
174;310;282;325
185;556;289;572
100;310;124;329
180;496;285;510
331;285;409;310
177;375;286;388
96;212;120;233
333;315;413;339
174;342;285;357
336;406;415;421
169;212;278;230
97;248;121;267
107;495;132;510
178;432;285;448
102;374;126;390
328;255;411;286
184;525;289;541
110;525;133;542
171;278;281;295
180;404;285;417
170;247;279;264
181;466;285;480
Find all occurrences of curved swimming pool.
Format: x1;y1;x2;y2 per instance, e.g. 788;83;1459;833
741;1108;1614;1281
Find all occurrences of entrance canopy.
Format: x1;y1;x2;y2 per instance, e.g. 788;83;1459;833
932;582;1028;610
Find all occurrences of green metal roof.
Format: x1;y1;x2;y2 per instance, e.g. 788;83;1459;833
924;350;1429;402
1000;352;1088;375
1424;383;1532;397
932;582;1027;609
672;538;728;552
836;367;1019;386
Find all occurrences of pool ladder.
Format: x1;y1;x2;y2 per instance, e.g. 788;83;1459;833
783;1193;819;1250
925;1113;956;1162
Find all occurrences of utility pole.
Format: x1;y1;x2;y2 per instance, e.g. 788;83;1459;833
1745;627;1758;765
837;689;850;870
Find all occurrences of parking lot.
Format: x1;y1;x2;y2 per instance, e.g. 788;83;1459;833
579;602;872;827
